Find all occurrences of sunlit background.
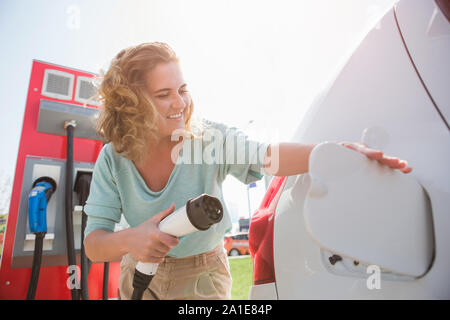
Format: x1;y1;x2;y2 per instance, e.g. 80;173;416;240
0;0;397;229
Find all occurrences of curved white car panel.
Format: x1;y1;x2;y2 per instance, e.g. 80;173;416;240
248;282;278;300
270;3;450;299
395;0;450;125
304;142;434;278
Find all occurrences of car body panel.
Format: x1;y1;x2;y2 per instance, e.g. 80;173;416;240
248;282;278;300
395;0;450;126
250;0;450;299
304;142;434;278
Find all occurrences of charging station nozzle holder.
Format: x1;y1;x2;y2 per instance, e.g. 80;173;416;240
37;99;102;141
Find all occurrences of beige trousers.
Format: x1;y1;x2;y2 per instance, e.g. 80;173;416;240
119;244;232;300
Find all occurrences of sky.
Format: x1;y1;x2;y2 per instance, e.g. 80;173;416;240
0;0;397;224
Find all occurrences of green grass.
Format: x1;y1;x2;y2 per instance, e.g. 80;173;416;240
229;255;253;300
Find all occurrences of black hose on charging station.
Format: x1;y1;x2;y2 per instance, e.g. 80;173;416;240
26;232;45;300
73;144;111;300
64;120;80;300
102;262;110;300
74;172;92;300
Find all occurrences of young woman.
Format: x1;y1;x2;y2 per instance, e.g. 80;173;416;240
83;42;411;300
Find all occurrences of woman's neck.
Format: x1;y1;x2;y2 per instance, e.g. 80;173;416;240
138;135;183;167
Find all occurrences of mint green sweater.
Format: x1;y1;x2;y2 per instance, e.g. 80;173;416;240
84;120;269;258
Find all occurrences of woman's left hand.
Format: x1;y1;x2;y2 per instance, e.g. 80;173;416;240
339;142;413;174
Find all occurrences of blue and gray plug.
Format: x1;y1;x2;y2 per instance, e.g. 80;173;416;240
26;176;57;300
28;177;57;235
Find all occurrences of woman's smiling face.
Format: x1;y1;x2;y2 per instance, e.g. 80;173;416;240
145;60;191;139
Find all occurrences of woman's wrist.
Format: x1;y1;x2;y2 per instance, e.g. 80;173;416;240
116;227;134;257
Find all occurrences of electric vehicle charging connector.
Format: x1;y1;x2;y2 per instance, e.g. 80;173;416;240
26;177;57;300
131;194;224;300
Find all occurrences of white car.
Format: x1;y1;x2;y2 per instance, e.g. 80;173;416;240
249;0;450;299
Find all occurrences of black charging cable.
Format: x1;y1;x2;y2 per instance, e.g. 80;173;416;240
26;177;56;300
74;172;92;300
64;120;80;300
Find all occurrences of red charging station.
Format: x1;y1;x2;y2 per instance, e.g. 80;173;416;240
0;60;120;299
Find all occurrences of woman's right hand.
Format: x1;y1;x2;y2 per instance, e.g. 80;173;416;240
126;204;179;263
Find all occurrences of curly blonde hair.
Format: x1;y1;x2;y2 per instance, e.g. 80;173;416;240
95;42;201;164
